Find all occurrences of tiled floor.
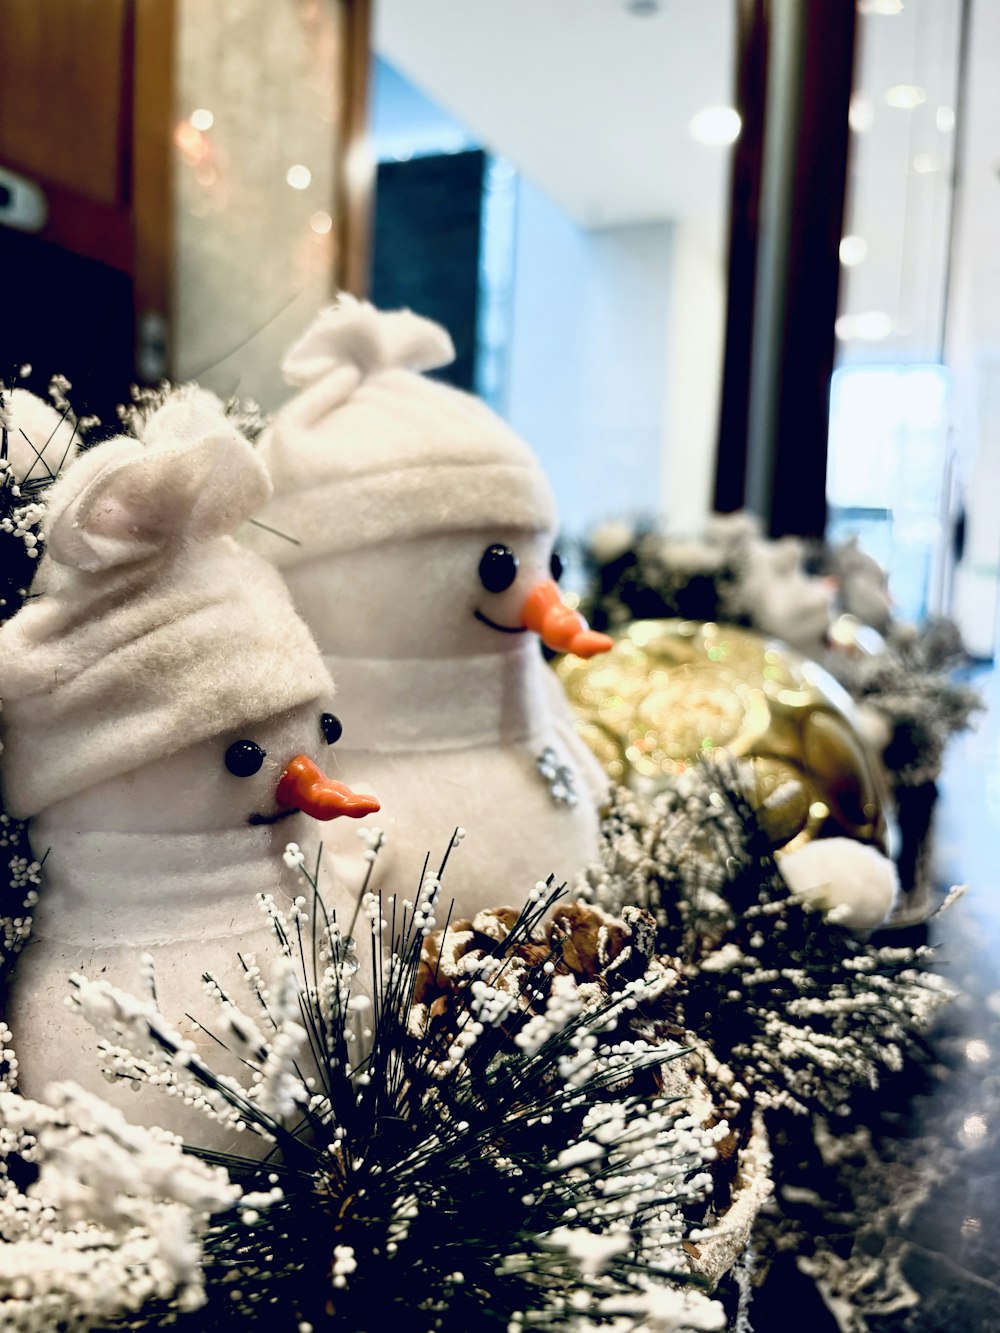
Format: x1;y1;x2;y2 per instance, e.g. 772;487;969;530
752;664;1000;1332
901;665;1000;1331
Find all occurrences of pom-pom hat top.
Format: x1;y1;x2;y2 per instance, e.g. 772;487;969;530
243;295;558;566
1;387;81;484
0;387;331;820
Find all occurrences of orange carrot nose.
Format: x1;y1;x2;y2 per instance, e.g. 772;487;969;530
521;579;613;658
275;755;380;822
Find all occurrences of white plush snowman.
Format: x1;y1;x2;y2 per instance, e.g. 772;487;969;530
242;297;612;919
831;535;893;633
741;535;834;659
0;388;378;1143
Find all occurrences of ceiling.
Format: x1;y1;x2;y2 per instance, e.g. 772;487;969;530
373;0;736;229
374;0;993;366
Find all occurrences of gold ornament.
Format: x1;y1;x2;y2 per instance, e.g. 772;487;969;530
556;619;887;854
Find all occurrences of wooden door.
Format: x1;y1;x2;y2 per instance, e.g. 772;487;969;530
0;0;175;419
0;0;373;419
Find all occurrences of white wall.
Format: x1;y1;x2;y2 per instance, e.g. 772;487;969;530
173;0;342;410
945;0;1000;656
662;214;727;535
367;50;732;553
505;180;726;545
950;354;1000;657
505;179;673;541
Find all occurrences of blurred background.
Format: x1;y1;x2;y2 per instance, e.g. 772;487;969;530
5;8;1000;1328
0;0;996;655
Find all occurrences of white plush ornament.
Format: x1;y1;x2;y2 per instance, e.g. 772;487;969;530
832;536;893;633
0;388;379;1144
741;535;834;658
701;513;835;657
589;520;636;564
780;836;900;933
242;297;613;918
1;387;80;483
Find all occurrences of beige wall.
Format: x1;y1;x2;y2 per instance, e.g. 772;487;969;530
173;0;344;410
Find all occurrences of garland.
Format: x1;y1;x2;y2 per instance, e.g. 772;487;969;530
0;388;959;1330
578;519;980;780
1;766;956;1330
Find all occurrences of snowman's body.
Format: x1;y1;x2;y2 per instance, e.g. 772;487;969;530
9;803;301;1146
244;310;615;916
295;631;607;914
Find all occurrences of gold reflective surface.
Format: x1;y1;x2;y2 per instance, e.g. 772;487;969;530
557;619;887;853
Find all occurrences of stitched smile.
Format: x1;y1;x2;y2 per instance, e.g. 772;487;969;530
474;608;528;634
247;807;298;827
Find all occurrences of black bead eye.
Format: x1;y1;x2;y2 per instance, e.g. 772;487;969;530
225;739;266;778
479;544;518;593
550;550;564;583
320;712;343;745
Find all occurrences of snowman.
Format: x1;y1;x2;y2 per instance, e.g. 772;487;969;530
0;388;378;1143
241;297;612;919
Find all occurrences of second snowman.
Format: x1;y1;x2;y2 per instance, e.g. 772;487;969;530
242;297;612;919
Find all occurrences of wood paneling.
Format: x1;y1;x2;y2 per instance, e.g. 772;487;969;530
715;0;769;515
0;0;132;207
766;1;855;539
715;0;856;538
0;0;175;390
1;0;371;387
334;0;374;296
25;181;132;271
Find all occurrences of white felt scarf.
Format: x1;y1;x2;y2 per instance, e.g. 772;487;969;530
24;822;294;949
323;648;551;752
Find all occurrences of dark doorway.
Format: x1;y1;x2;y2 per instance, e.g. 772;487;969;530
370;149;486;392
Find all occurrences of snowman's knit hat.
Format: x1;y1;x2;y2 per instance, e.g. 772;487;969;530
242;296;557;566
0;387;331;819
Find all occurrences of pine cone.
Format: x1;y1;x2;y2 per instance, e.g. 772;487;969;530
409;901;659;1044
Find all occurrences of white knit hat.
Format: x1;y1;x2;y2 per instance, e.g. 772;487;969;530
241;296;558;566
0;387;332;819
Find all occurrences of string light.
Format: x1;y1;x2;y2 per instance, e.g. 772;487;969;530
286;164;313;190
